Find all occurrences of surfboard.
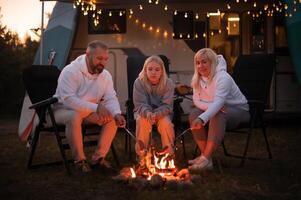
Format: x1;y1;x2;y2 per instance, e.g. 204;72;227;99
18;2;78;141
285;0;301;84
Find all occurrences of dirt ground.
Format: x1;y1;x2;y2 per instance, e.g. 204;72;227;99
0;117;300;200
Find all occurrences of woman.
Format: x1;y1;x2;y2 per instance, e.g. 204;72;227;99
133;55;175;159
189;48;250;171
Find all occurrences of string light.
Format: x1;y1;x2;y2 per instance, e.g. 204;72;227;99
164;31;168;38
128;12;173;40
195;13;199;19
227;0;301;18
73;0;301;33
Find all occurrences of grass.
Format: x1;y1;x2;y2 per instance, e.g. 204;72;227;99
0;118;300;200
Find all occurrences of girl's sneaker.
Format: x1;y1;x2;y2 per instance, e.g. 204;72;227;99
188;156;213;172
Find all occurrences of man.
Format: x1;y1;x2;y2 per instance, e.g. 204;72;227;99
53;41;126;172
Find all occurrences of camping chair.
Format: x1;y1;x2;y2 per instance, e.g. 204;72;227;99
125;55;181;159
222;54;275;167
23;65;120;174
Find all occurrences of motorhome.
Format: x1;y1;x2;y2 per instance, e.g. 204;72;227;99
20;0;301;139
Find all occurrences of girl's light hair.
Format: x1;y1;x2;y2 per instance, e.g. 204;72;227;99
138;55;168;95
191;48;218;90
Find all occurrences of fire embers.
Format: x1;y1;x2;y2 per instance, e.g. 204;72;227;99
112;146;197;190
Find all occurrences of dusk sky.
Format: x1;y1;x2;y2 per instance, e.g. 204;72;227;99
0;0;56;41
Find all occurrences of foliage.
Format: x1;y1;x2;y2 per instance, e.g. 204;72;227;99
0;8;39;116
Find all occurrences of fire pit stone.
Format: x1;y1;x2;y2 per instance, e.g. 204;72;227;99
149;174;164;188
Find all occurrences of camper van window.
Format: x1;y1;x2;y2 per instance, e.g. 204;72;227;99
274;13;289;55
251;15;265;53
88;9;126;34
208;12;240;73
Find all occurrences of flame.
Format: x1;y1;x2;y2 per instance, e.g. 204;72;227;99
129;150;177;180
154;153;175;170
130;167;136;178
169;159;175;168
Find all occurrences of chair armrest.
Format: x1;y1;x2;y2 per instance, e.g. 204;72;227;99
247;100;265;111
175;84;192;96
248;100;264;106
29;97;58;109
174;97;183;104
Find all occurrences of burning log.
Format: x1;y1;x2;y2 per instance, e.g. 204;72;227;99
176;168;191;180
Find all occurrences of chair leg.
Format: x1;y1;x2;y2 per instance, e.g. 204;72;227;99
125;133;132;160
262;125;273;159
54;130;71;174
239;129;253;167
27;127;40;169
110;144;120;168
48;108;71;174
129;136;132;160
222;140;230;156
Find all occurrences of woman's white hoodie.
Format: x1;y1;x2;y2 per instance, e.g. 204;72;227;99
193;55;248;124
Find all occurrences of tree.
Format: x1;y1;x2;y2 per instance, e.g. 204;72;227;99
0;7;39;117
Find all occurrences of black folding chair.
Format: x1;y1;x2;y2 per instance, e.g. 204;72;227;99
222;54;275;167
125;55;172;159
23;65;120;174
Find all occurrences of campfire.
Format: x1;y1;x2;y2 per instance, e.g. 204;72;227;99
113;144;197;189
130;147;179;180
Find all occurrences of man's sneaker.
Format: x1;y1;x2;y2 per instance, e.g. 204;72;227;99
74;160;91;173
188;156;213;172
188;155;202;165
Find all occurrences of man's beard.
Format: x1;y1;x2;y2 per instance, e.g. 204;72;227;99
91;64;104;74
89;57;104;74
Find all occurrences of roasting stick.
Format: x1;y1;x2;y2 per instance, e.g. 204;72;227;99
175;128;192;141
123;127;137;141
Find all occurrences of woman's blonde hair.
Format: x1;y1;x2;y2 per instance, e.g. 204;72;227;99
191;48;218;90
138;55;168;95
